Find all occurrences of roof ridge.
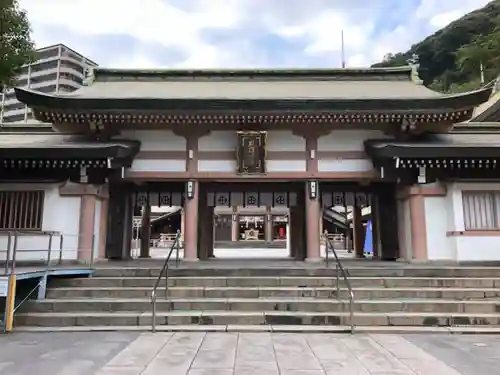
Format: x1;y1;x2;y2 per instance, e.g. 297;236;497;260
86;66;414;83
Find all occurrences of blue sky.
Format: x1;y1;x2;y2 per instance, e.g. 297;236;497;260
19;0;492;69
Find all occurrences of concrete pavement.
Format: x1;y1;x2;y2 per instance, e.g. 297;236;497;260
1;332;498;374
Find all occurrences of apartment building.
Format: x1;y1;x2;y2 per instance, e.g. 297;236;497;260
0;43;98;125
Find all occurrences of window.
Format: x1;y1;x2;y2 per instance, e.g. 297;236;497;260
2;113;26;123
16;66;29;75
4;91;17;101
30;73;57;84
60;60;85;75
0;191;44;230
37;84;57;93
16;78;28;87
59;84;80;93
35;48;58;61
462;191;500;230
3;102;25;111
30;59;58;72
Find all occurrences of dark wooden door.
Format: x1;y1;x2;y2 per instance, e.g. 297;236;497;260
106;184;128;259
214;214;232;242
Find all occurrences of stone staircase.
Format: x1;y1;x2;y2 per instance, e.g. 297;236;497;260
14;265;500;331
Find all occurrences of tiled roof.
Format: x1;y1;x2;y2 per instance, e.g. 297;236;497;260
49;66;439;100
12;66;494;116
59;78;441;100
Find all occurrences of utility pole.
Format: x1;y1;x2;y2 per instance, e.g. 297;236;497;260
0;85;4;126
341;30;346;68
480;61;485;84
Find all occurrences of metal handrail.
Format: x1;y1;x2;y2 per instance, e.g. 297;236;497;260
1;231;95;276
151;229;181;333
2;231;61;275
323;230;355;333
0;230;95;331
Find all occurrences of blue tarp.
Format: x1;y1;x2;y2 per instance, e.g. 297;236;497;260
363;220;373;255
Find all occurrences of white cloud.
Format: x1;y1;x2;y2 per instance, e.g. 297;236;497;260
415;0;491;22
276;11;374;59
429;10;465;28
110;54;160;70
18;0;494;69
20;0;239;58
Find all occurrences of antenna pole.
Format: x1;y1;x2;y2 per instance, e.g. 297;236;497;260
341;30;346;68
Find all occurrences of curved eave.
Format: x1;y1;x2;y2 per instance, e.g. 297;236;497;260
452;122;500;133
472;98;500;122
14;86;493;113
364;139;500;159
0;138;141;165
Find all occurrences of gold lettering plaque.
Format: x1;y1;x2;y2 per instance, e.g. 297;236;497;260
236;131;267;174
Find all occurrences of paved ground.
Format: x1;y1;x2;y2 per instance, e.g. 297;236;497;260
0;332;498;375
0;331;138;375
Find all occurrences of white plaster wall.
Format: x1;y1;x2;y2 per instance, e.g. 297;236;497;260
404;201;412;260
198;159;306;173
93;199;101;260
445;187;459;261
419;182;500;262
450;182;500;261
267;160;306;172
0;184;81;262
199;131;235;151
318;159;373;172
317;130;389;151
266;131;305;151
456;236;500;261
130;159;186;172
119;130;186;151
424;196;451;260
198;160;236;172
448;185;465;231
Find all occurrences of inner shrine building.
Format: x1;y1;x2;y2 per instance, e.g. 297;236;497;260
2;65;500;263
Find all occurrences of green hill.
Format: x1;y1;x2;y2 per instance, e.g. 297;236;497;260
372;0;500;93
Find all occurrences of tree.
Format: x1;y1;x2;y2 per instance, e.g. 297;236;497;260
0;0;35;89
382;53;394;62
371;0;500;92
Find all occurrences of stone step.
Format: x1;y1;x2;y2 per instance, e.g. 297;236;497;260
51;276;500;288
22;298;500;314
91;266;500;278
12;325;500;334
46;286;500;300
14;310;500;327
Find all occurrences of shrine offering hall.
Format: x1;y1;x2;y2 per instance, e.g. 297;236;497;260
2;65;500;264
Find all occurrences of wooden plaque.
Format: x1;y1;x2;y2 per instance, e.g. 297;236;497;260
236;131;267;174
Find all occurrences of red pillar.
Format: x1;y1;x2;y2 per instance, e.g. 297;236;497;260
305;182;321;261
183;181;199;261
